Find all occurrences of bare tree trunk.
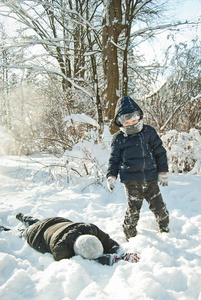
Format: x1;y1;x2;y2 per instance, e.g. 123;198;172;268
86;0;104;140
43;2;71;91
102;0;123;130
2;49;11;128
73;0;85;78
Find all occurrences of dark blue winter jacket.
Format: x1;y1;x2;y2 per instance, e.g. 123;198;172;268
107;97;168;182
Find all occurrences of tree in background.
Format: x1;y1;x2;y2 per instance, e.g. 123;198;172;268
0;0;200;154
102;0;123;124
143;38;201;132
0;24;11;128
102;0;164;128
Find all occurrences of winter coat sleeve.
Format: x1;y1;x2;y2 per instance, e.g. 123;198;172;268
91;225;120;254
52;239;73;261
149;128;168;173
106;133;122;178
50;227;81;261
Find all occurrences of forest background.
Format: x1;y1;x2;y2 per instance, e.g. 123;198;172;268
0;0;201;177
1;3;201;299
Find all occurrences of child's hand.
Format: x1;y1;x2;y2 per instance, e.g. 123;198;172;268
158;173;168;186
107;176;116;193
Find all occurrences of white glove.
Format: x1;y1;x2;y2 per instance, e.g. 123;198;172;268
107;176;116;193
158;173;168;186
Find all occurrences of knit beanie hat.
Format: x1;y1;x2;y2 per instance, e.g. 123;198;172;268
73;235;103;259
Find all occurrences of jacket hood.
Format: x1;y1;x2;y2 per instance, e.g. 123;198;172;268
114;96;143;127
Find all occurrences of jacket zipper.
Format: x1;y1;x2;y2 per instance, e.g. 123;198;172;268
139;133;146;182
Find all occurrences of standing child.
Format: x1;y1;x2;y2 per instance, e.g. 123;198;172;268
107;96;169;240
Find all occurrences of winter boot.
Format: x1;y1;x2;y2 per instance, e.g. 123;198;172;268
0;225;10;232
159;227;169;233
123;224;137;241
16;212;24;222
16;213;39;226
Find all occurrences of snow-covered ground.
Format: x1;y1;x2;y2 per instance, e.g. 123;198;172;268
0;155;201;300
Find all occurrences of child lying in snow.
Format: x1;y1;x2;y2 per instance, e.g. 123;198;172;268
0;213;140;265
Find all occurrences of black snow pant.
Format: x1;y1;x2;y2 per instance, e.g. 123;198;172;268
122;180;169;240
18;214;40;227
0;214;40;236
16;214;40;238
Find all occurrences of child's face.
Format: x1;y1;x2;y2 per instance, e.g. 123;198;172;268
122;118;139;127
